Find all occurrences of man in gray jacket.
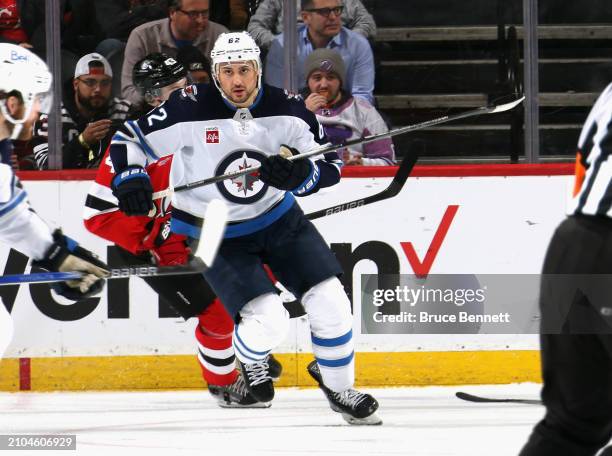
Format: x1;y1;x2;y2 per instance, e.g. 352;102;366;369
121;0;227;108
247;0;376;50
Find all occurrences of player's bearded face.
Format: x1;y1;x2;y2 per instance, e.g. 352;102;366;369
74;75;112;112
217;62;258;105
308;70;341;103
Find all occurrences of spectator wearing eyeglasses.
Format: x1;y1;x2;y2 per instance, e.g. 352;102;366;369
120;0;228;107
264;0;375;104
31;53;131;170
248;0;375;51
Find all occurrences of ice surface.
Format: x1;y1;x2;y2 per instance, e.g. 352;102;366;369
0;384;545;456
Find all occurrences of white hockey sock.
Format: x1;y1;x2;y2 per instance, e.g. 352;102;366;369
233;292;289;364
302;277;355;392
0;301;14;359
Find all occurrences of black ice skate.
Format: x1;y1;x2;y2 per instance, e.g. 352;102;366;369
238;358;275;402
208;372;271;408
307;360;382;425
267;354;283;381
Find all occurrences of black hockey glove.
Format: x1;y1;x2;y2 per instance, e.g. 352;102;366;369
259;145;313;191
111;165;153;216
32;229;109;301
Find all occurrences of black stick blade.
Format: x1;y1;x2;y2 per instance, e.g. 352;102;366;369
455;391;542;405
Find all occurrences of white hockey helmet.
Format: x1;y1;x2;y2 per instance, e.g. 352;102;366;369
0;43;52;124
210;32;262;98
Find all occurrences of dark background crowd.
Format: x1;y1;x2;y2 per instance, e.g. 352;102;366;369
0;0;394;170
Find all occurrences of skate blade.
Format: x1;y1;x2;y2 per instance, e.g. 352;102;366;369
341;412;382;426
217;401;271;409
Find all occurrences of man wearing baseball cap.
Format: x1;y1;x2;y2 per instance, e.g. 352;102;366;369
302;48;394;166
31;53;131;169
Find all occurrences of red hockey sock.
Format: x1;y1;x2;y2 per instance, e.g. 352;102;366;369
195;298;238;386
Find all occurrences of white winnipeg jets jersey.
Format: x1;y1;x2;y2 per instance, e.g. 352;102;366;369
111;84;339;231
0;163;53;259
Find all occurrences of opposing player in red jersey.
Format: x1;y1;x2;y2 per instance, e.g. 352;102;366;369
83;53;280;407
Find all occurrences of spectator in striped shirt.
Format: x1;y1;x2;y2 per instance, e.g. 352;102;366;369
31;53;131;170
302;49;394;166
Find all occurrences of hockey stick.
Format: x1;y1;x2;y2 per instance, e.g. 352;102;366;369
306;149;417;220
0;260;208;285
455;391;542;405
0;199;229;286
158;96;524;195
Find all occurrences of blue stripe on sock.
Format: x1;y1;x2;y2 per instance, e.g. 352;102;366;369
232;340;262;363
315;351;355;368
234;327;270;357
311;329;352;347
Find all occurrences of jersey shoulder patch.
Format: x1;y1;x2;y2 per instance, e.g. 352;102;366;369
283;89;303;101
178;84;198;102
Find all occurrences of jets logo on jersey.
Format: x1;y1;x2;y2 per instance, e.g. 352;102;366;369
206;127;219;144
215;149;269;204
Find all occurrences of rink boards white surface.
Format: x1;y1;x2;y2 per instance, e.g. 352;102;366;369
0;165;573;390
0;383;546;456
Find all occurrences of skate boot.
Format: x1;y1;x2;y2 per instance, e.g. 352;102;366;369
208;373;271;408
238;358;275;402
307;360;382;425
267;354;283;381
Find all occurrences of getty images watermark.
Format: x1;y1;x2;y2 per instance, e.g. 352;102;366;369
361;274;612;334
360;274;540;334
371;283;510;324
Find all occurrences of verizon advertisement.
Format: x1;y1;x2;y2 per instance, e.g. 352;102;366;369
1;172;573;358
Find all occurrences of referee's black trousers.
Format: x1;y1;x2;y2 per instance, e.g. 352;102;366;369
520;216;612;456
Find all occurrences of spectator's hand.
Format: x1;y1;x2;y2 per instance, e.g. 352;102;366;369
81;119;113;145
18;42;33;49
305;93;328;112
343;150;363;166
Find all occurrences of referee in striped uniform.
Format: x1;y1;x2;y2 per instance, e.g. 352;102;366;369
520;85;612;455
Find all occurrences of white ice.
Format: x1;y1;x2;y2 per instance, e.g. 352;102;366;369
0;383;546;456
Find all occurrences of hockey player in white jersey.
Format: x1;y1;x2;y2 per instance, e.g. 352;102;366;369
109;31;380;425
0;43;109;357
